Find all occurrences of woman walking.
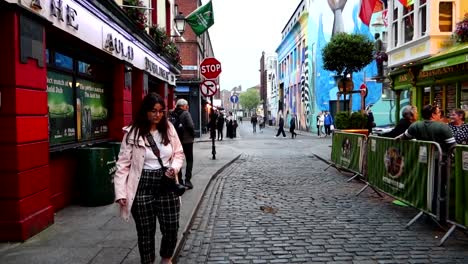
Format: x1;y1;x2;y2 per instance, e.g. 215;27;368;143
114;92;185;264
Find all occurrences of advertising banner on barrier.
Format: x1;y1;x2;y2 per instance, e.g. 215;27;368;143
331;132;365;174
452;146;468;226
367;136;434;211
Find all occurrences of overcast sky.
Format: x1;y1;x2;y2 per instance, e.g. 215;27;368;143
201;0;301;92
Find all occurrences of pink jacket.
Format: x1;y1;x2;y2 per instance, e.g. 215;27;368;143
114;123;185;221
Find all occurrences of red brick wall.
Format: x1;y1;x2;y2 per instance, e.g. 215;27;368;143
0;10;53;241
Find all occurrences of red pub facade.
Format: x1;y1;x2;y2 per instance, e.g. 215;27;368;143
0;0;181;241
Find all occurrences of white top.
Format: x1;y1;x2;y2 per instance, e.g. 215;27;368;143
318;115;325;126
143;130;173;170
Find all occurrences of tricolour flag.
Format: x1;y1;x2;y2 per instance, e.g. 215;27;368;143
186;1;214;36
359;0;377;26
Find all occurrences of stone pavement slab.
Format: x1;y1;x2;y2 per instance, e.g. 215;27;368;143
0;134;241;264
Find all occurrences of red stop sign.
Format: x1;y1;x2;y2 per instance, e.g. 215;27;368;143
200;57;222;79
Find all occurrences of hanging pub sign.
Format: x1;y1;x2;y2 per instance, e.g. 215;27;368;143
47;71;75;145
76;78;108;141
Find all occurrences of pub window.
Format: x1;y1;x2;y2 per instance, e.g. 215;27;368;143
392;4;398;47
419;0;427;37
55;52;73;70
402;4;414;43
45;49;50;64
439;2;453;32
78;60;92;75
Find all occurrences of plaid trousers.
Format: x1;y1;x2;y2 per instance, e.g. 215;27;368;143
131;169;180;264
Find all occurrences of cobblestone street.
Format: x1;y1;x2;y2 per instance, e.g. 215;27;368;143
176;124;468;264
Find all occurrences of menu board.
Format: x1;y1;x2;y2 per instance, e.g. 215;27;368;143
76;78;108;140
47;71;75;145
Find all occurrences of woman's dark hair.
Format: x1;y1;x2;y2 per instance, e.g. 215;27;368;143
127;92;170;146
453;108;466;121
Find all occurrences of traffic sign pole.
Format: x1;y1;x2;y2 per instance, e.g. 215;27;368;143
211;96;216;160
200;57;222;160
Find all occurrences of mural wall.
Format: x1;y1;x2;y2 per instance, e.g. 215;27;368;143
277;0;391;132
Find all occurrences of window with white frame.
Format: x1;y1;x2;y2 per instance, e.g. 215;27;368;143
419;0;427;37
439;2;453;32
392;3;398;47
402;4;414;43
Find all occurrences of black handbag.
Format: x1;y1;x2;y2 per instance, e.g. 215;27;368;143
146;134;186;196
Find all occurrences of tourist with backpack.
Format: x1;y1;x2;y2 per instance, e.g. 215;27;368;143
171;99;195;189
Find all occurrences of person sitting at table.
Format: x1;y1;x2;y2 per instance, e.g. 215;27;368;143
448;108;468;145
382;105;418;138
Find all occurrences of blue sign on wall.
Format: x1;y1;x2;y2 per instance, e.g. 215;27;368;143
230;95;239;103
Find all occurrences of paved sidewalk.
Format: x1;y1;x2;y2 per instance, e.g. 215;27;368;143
0;127;333;264
0;133;241;264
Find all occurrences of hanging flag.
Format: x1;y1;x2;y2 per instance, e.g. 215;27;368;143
398;0;414;7
186;1;214;36
373;0;385;12
359;0;377;26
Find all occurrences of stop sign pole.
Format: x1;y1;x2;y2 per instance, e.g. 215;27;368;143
200;57;222;160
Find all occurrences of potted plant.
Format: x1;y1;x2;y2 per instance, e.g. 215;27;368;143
122;0;148;30
322;33;374;111
452;13;468;43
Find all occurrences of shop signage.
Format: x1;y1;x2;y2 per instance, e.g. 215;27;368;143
19;0;178;85
76;78;108;141
47;71;75;145
103;33;134;61
423;54;468;71
50;0;79;30
22;0;79;30
419;63;468;79
145;57;176;86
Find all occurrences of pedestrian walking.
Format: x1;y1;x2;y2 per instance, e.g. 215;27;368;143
365;105;375;135
323;111;334;137
251;114;258;133
275;114;286;138
317;112;325;137
216;114;225;141
114;92;185;264
233;120;238;138
173;99;195;189
289;114;297;138
226;113;234;139
259;116;265;133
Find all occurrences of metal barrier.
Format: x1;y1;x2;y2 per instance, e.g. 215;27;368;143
326;131;367;182
439;145;468;246
362;136;443;229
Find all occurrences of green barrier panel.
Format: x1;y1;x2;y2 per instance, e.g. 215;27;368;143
367;136;435;211
77;147;117;206
331;132;365;174
453;146;468;227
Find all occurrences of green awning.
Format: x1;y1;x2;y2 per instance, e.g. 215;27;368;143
422;43;468;71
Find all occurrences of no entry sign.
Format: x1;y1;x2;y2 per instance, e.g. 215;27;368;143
200;80;217;97
200;57;222;79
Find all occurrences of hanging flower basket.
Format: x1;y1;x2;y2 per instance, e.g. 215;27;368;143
453;13;468;43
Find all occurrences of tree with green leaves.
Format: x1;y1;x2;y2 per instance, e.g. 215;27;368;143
239;88;261;113
322;32;374;78
322;33;374;112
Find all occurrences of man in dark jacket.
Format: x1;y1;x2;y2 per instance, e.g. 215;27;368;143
382;105;417;138
174;99;195;189
275;114;286;137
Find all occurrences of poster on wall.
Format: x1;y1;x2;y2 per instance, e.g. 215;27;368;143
47;71;75;145
76;78;108;140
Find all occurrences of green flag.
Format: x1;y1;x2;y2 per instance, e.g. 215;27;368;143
186;1;214;36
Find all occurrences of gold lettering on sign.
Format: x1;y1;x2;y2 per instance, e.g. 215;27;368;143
419;63;468;79
410;43;427;55
398;74;408;82
392;51;405;61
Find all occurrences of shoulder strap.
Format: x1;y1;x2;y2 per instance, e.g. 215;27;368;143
145;133;165;168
